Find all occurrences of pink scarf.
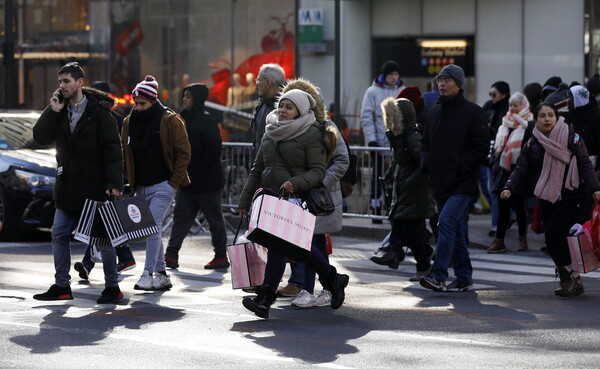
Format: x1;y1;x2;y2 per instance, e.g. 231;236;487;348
532;116;579;203
494;99;532;170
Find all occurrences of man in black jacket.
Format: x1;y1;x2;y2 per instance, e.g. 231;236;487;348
248;63;285;162
419;64;489;292
164;83;229;269
32;62;124;304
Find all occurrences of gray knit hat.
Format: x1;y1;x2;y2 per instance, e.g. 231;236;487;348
437;64;465;88
279;89;316;116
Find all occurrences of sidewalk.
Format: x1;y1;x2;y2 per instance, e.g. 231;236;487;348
340;212;547;256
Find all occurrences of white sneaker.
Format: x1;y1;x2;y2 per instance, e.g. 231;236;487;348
134;270;154;291
153;272;172;290
314;290;332;307
291;290;316;308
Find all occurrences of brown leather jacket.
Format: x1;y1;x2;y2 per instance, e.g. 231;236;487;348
122;109;191;190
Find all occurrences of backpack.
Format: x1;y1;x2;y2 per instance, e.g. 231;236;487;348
340;135;357;198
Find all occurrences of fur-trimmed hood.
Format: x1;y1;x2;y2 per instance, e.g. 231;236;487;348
280;78;327;123
83;86;115;111
381;97;416;136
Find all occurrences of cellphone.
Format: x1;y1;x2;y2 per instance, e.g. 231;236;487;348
57;91;64;103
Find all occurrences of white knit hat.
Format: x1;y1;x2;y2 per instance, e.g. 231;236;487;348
279;89;316;116
570;85;590;109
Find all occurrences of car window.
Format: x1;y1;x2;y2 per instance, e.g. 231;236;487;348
0;112;52;150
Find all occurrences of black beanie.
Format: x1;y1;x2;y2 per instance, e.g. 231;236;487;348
91;81;111;94
542;76;562;93
380;60;400;77
586;74;600;95
491;81;510;97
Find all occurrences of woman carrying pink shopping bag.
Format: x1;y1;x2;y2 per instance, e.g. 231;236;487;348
238;88;349;319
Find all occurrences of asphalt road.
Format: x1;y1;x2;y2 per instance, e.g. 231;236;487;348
2;230;600;369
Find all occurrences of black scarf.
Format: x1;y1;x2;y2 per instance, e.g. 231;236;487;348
128;101;165;150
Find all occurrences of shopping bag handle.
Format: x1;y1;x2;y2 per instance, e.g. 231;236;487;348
233;216;250;244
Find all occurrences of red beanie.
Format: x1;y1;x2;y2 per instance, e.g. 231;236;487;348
397;86;422;107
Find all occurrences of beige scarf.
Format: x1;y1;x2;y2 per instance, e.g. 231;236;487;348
265;110;316;142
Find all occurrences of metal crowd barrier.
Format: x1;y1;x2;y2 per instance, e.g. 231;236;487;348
220;142;394;220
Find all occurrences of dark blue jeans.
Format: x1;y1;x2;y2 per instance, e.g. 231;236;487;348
52;208;118;287
430;194;473;284
288;234;329;294
262;240;333;293
82;244;135;271
166;189;227;258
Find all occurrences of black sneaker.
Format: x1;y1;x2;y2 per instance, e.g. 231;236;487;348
446;280;472;292
97;286;124;304
33;284;74;301
74;262;90;280
419;275;446;292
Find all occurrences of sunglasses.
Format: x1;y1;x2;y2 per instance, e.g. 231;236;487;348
489;92;497;98
64;62;80;67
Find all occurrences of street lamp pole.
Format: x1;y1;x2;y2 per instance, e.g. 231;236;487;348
4;0;16;109
334;0;341;129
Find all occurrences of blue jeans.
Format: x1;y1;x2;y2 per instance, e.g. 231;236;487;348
52;208;118;287
136;180;176;273
430;194;473;284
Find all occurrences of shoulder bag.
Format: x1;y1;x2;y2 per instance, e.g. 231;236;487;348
274;142;335;216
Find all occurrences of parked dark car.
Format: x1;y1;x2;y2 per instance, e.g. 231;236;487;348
0;111;55;240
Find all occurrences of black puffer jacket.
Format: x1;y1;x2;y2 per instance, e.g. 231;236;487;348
421;91;490;202
568;100;600;156
33;87;123;212
180;84;224;193
381;97;435;220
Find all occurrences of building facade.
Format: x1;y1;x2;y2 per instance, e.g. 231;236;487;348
1;0;598;136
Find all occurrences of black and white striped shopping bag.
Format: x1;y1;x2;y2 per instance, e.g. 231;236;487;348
74;199;112;248
97;196;160;247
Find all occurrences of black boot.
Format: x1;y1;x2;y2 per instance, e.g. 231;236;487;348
555;265;584;297
242;285;278;319
320;266;349;309
370;246;405;269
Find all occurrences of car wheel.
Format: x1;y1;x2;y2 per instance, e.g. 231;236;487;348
0;187;19;241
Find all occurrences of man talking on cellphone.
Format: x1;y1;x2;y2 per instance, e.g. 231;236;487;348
32;61;124;304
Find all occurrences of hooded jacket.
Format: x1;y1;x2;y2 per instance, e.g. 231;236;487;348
281;79;349;234
360;80;402;147
180;84;224;193
421;91;490;202
381;97;435;220
33;87;123;212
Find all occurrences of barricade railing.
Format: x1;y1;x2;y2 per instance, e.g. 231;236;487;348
221;142;394;220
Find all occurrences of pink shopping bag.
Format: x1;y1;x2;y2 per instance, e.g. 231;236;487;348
247;194;316;261
567;233;600;273
227;219;268;289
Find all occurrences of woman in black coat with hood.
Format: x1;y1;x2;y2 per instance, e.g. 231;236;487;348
164;83;229;270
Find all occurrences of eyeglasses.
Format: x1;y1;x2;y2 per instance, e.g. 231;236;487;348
489;92;497;98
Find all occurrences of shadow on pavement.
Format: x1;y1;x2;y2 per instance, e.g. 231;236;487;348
230;310;369;365
9;301;185;354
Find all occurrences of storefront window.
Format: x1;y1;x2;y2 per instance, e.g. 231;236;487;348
1;0;295;115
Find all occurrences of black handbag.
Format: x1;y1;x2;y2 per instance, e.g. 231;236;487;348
274;142;335;216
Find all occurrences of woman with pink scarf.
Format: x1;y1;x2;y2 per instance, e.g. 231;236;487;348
487;93;533;254
502;103;600;297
